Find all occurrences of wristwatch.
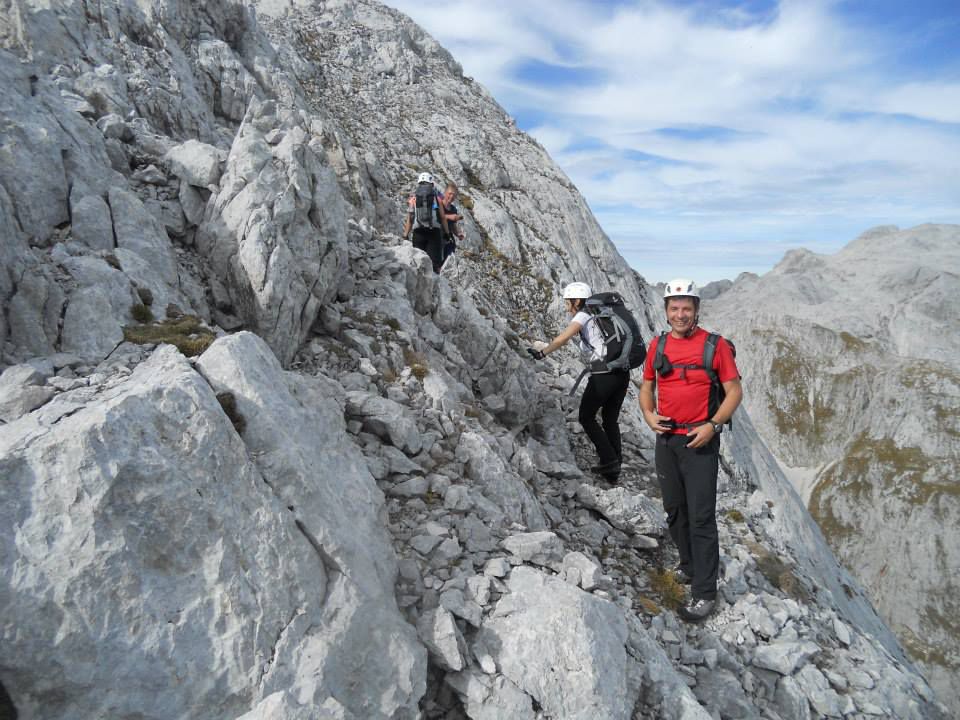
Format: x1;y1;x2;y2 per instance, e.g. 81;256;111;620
710;421;723;434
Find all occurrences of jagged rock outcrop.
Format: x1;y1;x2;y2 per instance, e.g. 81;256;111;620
0;337;423;718
0;0;951;718
704;223;960;709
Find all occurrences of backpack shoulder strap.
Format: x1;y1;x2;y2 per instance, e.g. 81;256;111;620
655;331;668;365
652;331;668;384
702;333;720;383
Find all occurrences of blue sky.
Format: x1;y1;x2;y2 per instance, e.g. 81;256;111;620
383;0;960;284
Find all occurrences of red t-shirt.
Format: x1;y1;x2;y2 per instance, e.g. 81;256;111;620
642;328;739;432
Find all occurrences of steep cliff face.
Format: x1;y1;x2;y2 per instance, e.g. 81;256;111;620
0;0;950;718
703;223;960;709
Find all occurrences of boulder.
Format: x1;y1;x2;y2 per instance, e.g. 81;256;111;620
474;566;641;720
576;484;666;536
165;139;224;187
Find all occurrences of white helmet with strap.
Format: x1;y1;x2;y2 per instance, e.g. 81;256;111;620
417;172;434;184
562;282;592;300
663;278;699;299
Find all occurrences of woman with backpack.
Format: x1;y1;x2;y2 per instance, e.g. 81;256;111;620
526;282;629;482
402;172;449;273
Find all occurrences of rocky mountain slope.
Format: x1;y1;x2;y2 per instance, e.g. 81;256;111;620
703;223;960;710
0;0;949;718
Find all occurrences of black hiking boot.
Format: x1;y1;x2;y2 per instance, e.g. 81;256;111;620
674;565;693;585
590;457;621;475
678;598;715;623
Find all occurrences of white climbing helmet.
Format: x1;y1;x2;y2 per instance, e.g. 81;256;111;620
417;172;434;184
562;282;592;300
663;278;699;299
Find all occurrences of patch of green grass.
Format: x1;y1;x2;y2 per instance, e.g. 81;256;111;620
637;595;661;616
838;331;867;351
123;315;215;356
746;541;808;601
136;287;154;306
130;303;154;323
482;237;508;262
726;509;746;523
647;568;685;612
403;348;429;380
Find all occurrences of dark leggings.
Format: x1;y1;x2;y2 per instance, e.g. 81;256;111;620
655;433;720;600
578;371;629;465
412;227;444;273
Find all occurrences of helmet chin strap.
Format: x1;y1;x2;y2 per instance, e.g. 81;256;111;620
682;312;699;338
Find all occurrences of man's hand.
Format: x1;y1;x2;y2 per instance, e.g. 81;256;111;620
526;347;545;360
685;422;715;448
642;410;674;434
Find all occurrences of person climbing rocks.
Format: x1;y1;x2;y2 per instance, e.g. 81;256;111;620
439;181;465;268
402;172;449;274
639;278;742;623
526;282;629;483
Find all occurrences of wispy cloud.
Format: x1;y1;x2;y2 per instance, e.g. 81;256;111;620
384;0;960;283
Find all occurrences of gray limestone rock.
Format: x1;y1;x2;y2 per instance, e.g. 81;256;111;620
774;676;811;720
694;667;759;719
576;483;666;536
476;566;641;720
456;431;547;529
794;665;847;717
197;100;348;366
0;364;56;422
446;670;535;720
417;607;465;672
752;641;821;676
107;187;179;286
69;193;115;252
0;346;418;718
194;333;426;715
501;531;565;570
562;551;603;591
165;139;224;187
345;391;422;455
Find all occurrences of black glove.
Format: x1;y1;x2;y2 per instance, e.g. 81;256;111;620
526;347;545;360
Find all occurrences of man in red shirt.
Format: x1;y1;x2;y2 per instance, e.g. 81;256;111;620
639;278;743;623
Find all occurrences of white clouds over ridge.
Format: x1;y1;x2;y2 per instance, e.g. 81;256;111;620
385;0;960;282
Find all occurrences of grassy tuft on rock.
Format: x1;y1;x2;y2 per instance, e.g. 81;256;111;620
130;303;154;323
403;348;429;380
123;315;215;357
647;568;685;612
136;286;154;306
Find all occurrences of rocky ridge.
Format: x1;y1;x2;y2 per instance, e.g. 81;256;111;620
0;0;949;718
703;224;960;710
